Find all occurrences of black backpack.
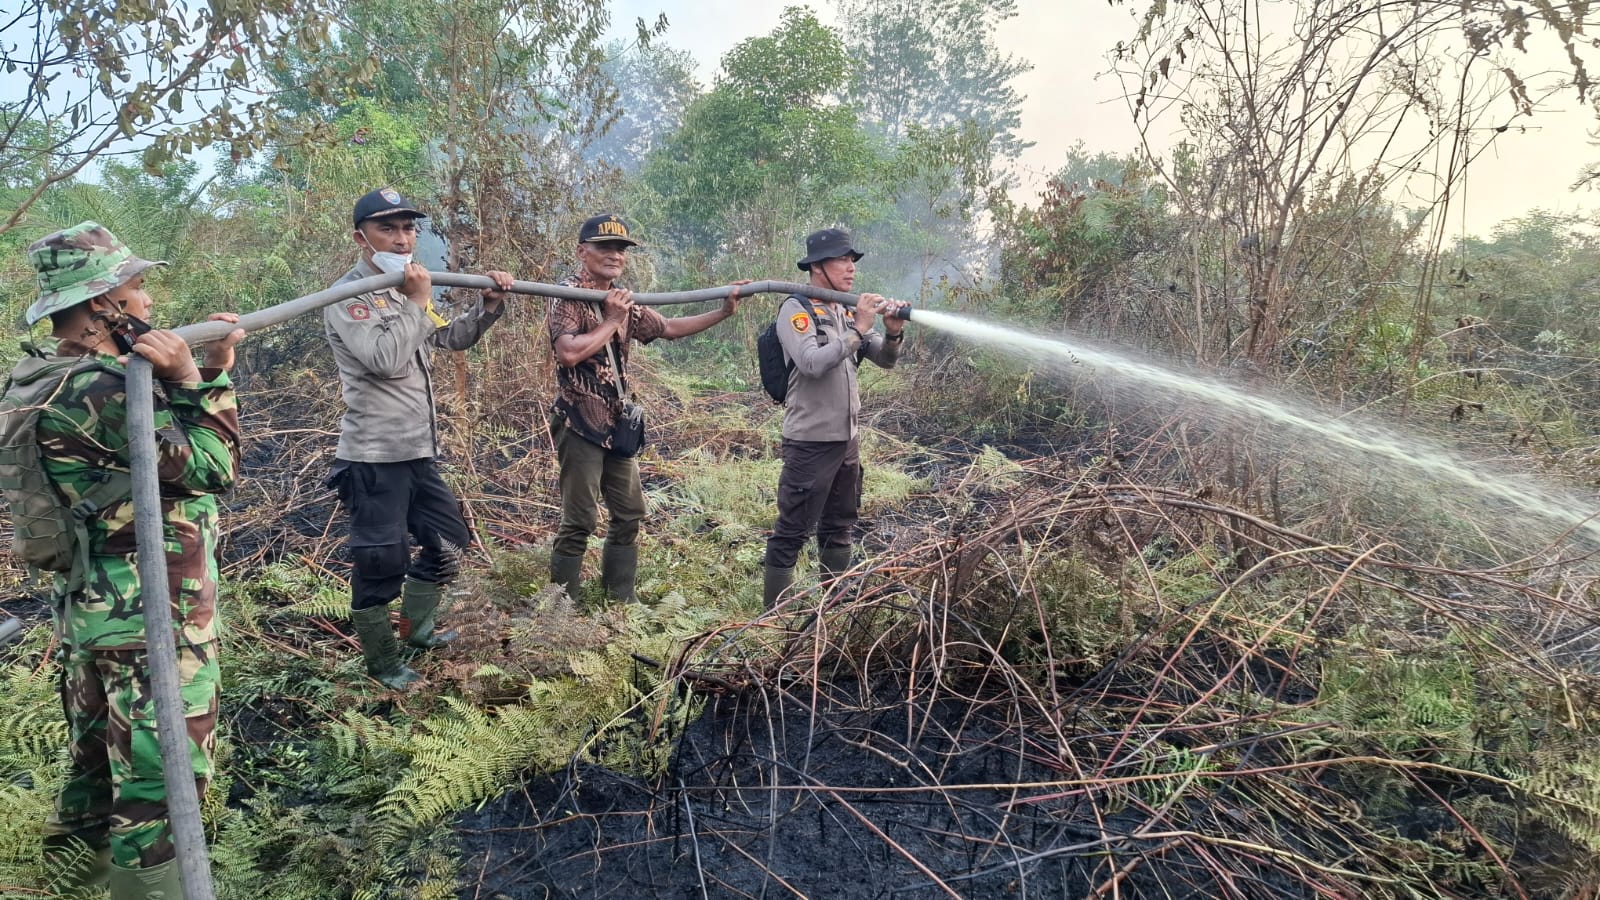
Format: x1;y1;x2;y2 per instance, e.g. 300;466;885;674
756;297;822;404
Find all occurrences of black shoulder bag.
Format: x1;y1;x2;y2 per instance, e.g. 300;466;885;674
600;329;645;458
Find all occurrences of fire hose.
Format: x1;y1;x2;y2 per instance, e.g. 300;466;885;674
127;273;910;899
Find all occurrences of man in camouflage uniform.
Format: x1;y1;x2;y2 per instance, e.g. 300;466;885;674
11;223;244;898
544;213;743;603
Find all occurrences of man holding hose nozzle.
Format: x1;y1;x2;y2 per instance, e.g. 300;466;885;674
763;228;908;609
323;187;515;690
545;214;744;604
4;223;244;898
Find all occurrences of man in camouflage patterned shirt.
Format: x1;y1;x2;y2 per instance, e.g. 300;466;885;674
11;222;244;898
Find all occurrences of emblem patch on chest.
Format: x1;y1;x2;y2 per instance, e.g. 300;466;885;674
348;302;371;320
790;313;811;333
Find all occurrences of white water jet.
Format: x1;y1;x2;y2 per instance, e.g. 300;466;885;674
910;309;1600;550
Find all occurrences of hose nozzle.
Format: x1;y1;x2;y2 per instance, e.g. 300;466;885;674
888;303;913;321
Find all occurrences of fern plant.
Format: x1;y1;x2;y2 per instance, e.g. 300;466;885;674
347;598;709;856
250;561;350;621
1313;631;1478;763
1526;743;1600;854
0;634;67;893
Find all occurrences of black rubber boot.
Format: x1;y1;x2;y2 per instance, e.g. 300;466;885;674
818;546;852;581
399;578;456;649
549;552;583;600
351;605;421;690
763;564;796;610
107;858;182;899
601;543;638;604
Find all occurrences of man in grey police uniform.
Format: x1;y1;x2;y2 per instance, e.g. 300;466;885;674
763;228;908;609
324;187;514;689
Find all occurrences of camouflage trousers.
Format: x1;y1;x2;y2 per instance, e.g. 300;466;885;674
42;641;220;869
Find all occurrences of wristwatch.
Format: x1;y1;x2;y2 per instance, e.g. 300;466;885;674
885;331;904;343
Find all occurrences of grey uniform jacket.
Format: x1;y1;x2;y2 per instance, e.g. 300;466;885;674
776;295;900;442
324;258;504;462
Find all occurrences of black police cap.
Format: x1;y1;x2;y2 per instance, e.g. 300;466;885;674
353;187;425;227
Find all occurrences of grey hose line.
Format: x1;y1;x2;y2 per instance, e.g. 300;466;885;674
125;358;216;900
172;274;889;344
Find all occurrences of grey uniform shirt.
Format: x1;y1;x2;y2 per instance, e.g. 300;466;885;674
324;258;504;462
776;295;900;442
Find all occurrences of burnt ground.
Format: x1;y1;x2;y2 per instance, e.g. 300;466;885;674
455;677;1309;900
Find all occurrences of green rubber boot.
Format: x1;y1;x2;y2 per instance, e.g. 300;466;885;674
399;578;456;649
763;564;796;610
549;552;584;600
601;543;638;604
107;858;182;899
350;605;421;690
818;546;852;581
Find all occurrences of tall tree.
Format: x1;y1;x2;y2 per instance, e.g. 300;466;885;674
270;0;656;275
828;0;1030;284
590;40;702;173
835;0;1030;160
638;6;881;263
1110;0;1591;369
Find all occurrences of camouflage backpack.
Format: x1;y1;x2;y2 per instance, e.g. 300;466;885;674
0;353;127;583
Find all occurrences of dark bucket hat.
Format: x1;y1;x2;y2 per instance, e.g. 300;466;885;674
797;228;865;272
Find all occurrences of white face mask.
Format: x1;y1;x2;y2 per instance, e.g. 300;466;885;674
369;251;413;274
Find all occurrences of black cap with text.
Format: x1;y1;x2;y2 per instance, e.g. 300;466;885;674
577;213;640;247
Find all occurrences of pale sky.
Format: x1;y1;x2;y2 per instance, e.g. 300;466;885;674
609;0;1600;239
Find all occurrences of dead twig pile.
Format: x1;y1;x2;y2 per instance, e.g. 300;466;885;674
463;456;1600;899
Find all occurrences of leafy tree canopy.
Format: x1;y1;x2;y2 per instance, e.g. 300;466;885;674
591;40;702;173
639;6;881;255
836;0;1030;159
0;0;337;234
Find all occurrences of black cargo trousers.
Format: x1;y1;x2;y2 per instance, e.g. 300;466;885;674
764;437;862;569
328;458;472;609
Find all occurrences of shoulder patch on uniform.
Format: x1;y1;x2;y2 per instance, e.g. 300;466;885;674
790;312;811;333
347;302;371;320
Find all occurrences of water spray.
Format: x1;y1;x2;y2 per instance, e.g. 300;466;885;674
915;308;1600;551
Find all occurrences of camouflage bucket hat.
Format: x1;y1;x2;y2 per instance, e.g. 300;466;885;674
25;222;167;326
